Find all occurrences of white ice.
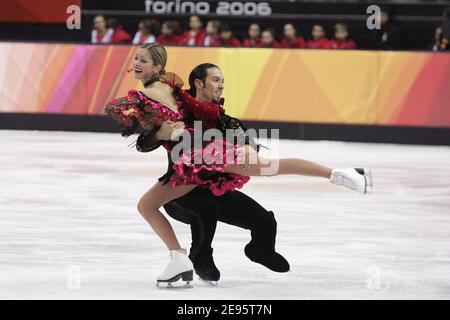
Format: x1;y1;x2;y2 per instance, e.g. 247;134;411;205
0;129;449;299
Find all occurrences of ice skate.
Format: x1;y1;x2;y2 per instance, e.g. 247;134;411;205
190;248;220;285
330;168;373;194
198;277;219;286
156;249;194;288
244;242;290;273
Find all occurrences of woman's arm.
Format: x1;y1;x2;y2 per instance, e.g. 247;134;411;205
105;91;160;137
104;96;141;137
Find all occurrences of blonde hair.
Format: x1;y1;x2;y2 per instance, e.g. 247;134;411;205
141;43;167;75
139;43;184;87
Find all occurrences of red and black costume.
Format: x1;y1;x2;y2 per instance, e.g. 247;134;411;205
105;78;257;196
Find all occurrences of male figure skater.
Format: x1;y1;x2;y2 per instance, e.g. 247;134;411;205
136;63;290;282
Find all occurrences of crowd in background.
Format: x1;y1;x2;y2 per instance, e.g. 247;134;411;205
91;9;449;51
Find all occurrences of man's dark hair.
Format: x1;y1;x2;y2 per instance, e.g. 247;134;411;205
188;63;219;97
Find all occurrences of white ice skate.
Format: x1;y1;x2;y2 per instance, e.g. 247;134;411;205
156;249;194;289
330;168;373;194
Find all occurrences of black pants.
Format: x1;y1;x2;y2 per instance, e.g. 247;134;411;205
163;187;278;259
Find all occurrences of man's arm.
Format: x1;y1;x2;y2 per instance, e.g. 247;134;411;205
136;120;185;153
136;128;163;153
221;113;261;152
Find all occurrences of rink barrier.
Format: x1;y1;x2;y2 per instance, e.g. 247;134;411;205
0;112;448;146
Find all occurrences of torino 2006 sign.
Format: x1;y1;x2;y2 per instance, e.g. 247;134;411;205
145;0;272;16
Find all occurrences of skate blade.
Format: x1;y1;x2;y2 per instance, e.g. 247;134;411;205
198;277;219;286
364;170;373;194
156;270;193;289
156;281;193;289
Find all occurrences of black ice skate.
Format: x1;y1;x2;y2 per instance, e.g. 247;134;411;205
244;243;290;273
190;248;220;285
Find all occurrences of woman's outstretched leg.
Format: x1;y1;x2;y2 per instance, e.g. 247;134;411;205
225;145;331;178
224;145;372;194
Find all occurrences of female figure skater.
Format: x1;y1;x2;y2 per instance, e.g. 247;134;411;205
105;44;373;286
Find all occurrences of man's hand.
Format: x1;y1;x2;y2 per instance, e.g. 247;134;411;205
121;108;135;116
155;120;185;141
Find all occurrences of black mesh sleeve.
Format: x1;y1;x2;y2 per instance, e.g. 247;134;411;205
218;113;261;152
136;127;163;153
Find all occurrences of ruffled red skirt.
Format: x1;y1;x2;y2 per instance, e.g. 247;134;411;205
167;135;250;196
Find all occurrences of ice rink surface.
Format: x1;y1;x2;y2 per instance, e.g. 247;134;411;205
1;130;449;299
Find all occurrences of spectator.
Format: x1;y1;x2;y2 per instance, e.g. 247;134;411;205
372;8;401;50
260;28;280;48
132;19;158;45
306;24;332;49
280;23;305;48
107;18;132;44
179;15;206;46
429;25;449;51
243;23;262;48
200;20;221;47
330;23;357;49
91;15;113;44
213;24;241;47
156;21;182;45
